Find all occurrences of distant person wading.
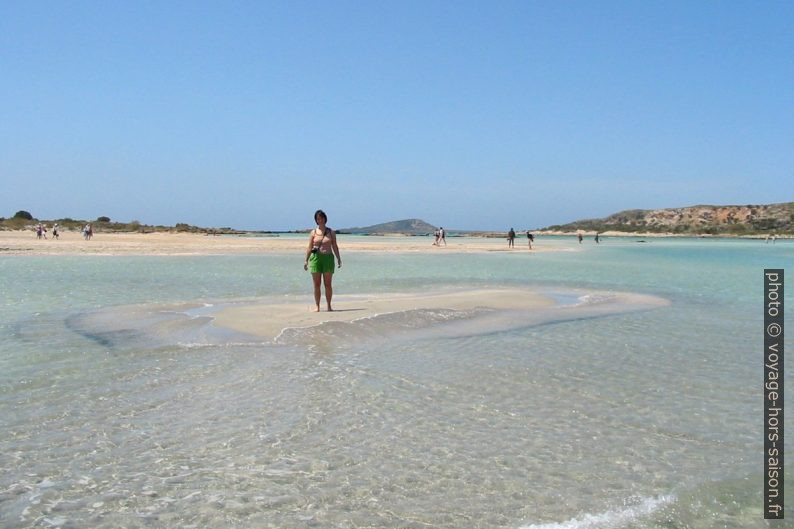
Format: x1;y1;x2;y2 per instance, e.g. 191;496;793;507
304;209;342;312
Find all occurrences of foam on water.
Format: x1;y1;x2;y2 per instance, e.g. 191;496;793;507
520;495;673;529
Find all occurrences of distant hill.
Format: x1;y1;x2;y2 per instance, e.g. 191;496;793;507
342;218;437;235
542;202;794;235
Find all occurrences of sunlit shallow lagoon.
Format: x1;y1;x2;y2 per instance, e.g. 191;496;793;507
1;237;791;528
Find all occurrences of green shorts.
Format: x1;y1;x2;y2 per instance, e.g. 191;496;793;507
309;252;335;274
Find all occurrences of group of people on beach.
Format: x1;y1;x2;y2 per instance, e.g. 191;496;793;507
432;227;446;246
507;228;534;249
35;223;59;240
33;223;93;240
304;212;617;312
305;212;554;312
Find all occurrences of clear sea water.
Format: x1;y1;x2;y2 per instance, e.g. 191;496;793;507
1;236;791;528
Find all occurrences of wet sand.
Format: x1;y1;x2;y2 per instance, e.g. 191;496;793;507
212;289;556;340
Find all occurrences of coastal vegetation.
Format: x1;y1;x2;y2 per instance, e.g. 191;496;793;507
14;210;33;220
5;202;793;236
0;212;246;234
543;202;794;235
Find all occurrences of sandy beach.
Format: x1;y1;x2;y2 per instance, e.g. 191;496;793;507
212;288;556;340
0;230;566;256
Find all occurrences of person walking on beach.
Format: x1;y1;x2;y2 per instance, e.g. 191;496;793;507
304;209;341;312
508;228;515;248
594;233;600;244
433;228;439;246
439;227;446;246
577;233;583;244
526;230;533;250
52;223;59;239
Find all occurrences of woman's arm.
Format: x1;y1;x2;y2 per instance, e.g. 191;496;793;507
331;230;341;268
304;231;314;271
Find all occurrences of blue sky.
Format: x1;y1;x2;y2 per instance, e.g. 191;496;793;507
1;1;792;230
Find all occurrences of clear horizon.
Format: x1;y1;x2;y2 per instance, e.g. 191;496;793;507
2;1;793;231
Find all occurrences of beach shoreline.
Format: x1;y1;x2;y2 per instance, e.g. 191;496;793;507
1;229;787;256
535;229;791;238
0;230;569;256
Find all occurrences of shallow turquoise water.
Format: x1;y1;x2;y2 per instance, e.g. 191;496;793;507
0;237;791;528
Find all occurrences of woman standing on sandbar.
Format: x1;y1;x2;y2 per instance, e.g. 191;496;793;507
304;209;342;312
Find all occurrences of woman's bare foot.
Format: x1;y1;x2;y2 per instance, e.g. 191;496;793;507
326;305;334;312
311;306;320;312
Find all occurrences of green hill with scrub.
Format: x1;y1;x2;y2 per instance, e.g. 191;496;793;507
543;202;794;235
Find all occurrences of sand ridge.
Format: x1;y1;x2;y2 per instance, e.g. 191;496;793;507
212;288;556;340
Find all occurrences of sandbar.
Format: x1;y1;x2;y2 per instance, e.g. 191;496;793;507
212;289;556;340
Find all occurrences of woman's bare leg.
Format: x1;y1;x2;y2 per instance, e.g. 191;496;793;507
323;273;334;311
311;273;322;311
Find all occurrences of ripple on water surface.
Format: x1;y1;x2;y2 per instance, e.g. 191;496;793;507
0;283;769;528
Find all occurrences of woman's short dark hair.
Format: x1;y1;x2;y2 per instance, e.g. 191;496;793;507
314;209;327;223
